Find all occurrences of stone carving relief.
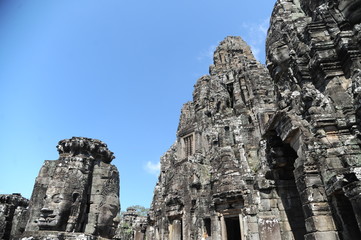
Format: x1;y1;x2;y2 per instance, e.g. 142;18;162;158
21;137;120;240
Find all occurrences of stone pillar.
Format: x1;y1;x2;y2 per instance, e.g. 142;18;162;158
171;220;182;240
239;214;244;239
220;215;227;240
155;226;160;240
134;230;144;240
182;214;189;240
297;170;339;240
160;219;165;240
344;181;361;232
212;215;221;239
146;226;154;240
169;222;173;240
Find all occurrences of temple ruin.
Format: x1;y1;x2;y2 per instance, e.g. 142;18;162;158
147;36;278;240
115;207;147;240
2;0;361;239
11;137;120;240
147;0;361;239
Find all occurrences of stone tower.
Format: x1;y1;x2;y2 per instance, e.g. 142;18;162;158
147;36;277;240
148;0;361;239
21;137;120;240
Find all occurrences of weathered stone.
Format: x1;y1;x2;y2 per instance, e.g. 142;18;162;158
304;231;340;240
147;36;277;240
305;215;337;232
21;137;120;240
258;217;282;240
0;194;28;240
3;0;361;239
115;207;147;240
147;0;361;239
266;0;361;239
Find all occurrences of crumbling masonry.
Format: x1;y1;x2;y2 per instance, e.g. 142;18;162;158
2;0;361;239
147;0;361;239
0;194;28;240
13;137;120;240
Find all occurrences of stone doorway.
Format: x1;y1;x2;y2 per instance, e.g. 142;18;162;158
215;197;244;240
204;218;211;237
267;134;307;240
225;216;241;240
331;193;361;240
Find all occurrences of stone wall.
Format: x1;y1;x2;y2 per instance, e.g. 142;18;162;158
266;0;361;239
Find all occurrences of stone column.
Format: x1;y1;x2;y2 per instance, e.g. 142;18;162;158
169;222;173;240
212;215;222;239
297;170;339;240
155;226;160;240
172;220;182;240
239;214;244;239
344;181;361;232
220;215;227;240
134;230;144;240
182;214;189;240
146;226;154;240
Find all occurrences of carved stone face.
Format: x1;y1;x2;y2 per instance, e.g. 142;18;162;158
267;36;291;81
97;193;120;237
37;192;72;230
269;43;290;66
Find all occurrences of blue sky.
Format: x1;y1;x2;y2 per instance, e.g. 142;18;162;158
0;0;275;210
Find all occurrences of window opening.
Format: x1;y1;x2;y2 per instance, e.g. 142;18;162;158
183;134;194;157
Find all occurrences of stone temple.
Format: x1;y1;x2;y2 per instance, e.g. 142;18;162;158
1;137;121;240
146;0;361;239
3;0;361;239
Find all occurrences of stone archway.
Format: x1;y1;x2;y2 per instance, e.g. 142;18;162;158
266;132;307;240
264;113;339;240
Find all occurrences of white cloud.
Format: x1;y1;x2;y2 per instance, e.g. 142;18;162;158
195;18;270;64
250;45;261;61
241;18;270;63
144;161;160;176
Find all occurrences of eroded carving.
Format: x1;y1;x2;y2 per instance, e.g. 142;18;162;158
21;137;120;240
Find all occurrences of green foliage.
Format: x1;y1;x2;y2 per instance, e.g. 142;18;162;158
121;223;133;234
118;222;133;240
